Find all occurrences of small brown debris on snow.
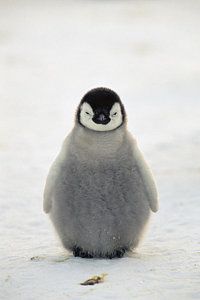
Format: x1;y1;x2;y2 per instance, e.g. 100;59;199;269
80;273;108;286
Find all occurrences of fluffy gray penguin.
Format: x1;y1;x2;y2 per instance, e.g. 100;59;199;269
43;87;158;258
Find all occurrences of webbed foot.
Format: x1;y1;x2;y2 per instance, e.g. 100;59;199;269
106;247;127;259
73;246;94;258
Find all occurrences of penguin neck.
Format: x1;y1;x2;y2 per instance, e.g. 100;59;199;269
71;123;127;157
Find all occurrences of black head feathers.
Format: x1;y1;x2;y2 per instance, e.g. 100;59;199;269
77;87;126;123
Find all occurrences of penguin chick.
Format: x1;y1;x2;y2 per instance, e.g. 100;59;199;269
43;87;158;258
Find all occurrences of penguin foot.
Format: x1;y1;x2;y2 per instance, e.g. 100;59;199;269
73;246;94;258
106;247;127;259
72;246;127;259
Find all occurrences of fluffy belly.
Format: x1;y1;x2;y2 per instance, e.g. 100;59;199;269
51;162;150;254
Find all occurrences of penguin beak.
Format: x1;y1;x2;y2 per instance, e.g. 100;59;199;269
93;113;110;125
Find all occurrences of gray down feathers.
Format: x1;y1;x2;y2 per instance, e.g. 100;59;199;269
44;123;158;257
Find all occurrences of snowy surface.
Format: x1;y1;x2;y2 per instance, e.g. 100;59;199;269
1;0;200;299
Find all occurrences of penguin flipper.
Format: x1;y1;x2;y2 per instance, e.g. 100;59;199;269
43;137;69;213
43;176;53;213
43;160;60;213
43;200;52;214
133;143;159;213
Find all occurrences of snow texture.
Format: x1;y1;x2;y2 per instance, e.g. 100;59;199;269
0;0;200;299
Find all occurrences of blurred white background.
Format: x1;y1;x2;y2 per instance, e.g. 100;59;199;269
1;1;200;299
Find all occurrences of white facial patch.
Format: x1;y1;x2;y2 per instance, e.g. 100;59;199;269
80;102;123;132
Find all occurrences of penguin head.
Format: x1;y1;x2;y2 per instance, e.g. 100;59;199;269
77;87;126;132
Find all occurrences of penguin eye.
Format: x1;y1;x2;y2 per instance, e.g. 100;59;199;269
85;111;90;115
112;112;118;116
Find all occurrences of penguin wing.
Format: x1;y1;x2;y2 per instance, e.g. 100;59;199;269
133;143;159;213
43;159;60;213
43;135;71;213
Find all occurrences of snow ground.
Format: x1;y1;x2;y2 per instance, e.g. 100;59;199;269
0;0;200;299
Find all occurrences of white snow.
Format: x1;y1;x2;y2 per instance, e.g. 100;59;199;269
0;0;200;299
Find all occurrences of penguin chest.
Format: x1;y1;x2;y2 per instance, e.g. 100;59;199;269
61;158;136;221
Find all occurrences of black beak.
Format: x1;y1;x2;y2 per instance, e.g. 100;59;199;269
93;113;110;124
